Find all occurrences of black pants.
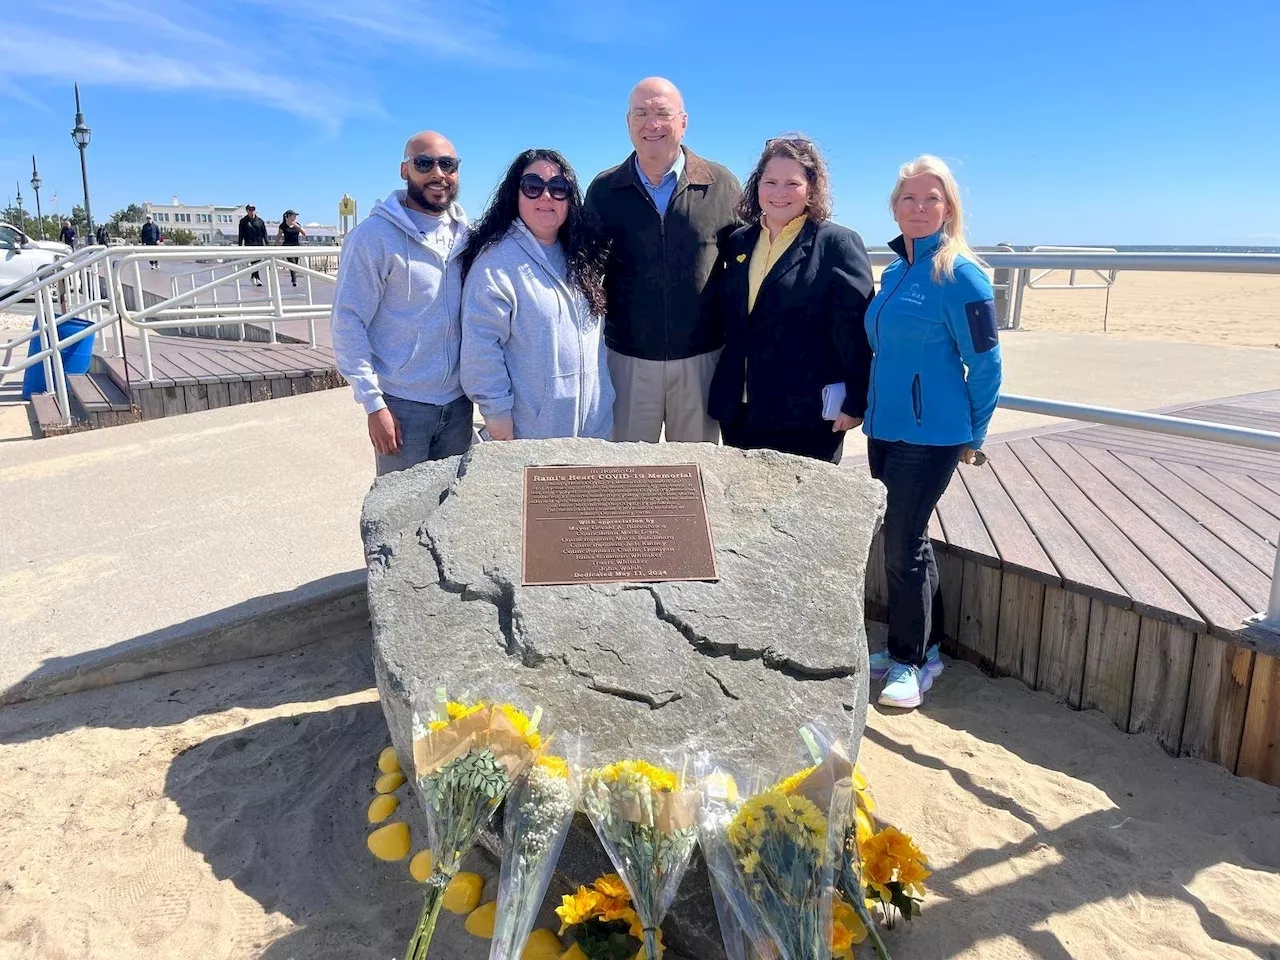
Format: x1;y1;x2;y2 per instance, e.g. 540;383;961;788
720;404;844;463
286;255;299;284
867;438;963;666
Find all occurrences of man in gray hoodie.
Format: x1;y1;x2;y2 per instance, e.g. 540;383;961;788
331;131;473;475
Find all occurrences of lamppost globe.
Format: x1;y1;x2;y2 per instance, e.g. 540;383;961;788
71;82;94;238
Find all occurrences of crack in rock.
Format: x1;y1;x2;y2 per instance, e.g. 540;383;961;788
705;668;741;701
645;586;852;680
417;523;519;657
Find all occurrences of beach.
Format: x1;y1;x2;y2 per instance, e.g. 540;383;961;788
1;630;1276;959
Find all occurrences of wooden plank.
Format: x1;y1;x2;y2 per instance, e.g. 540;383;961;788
988;441;1125;600
1212;472;1280;522
1256;474;1280;499
994;572;1046;687
88;372;131;412
182;384;210;413
160;385;186;418
1162;462;1280;545
1075;446;1273;611
204;381;231;410
935;470;998;564
146;350;199;388
167;350;224;385
957;559;1001;669
1115;453;1278;577
190;348;261;382
1037;439;1210;629
1071;426;1280;474
1081;603;1141;728
289;375;313;395
957;458;1058;583
937;549;963;654
269;376;292;399
865;529;888;619
1037;587;1091;707
136;386;166;420
151;345;218;385
169;348;241;384
250;378;273;402
1128;619;1197;755
1180;634;1255;769
227;380;251;405
1067;430;1280;479
1236;653;1280;786
1177;404;1280;431
67;373;110;413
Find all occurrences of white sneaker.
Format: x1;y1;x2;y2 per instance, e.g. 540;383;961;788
878;662;933;709
869;646;944;681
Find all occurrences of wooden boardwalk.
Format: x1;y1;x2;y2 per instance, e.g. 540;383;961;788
862;389;1280;788
34;331;343;434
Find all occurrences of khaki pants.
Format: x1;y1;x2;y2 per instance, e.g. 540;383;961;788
607;348;722;443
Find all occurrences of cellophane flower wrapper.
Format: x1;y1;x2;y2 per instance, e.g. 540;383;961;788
695;722;857;960
488;736;582;960
579;751;700;960
693;758;758;960
402;684;545;960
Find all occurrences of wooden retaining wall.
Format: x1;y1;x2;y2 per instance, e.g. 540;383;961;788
865;530;1280;788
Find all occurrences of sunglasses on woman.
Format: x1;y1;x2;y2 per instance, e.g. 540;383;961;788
519;173;572;201
404;154;460;174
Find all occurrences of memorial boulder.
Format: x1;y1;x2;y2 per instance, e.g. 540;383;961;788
363;439;886;958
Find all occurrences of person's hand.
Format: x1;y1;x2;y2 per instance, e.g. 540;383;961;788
960;447;986;466
368;408;401;455
832;413;862;433
485;416;514;441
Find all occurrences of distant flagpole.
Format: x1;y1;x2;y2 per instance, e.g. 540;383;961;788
51;191;59;219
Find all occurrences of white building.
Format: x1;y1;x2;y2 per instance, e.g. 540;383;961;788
142;197;341;245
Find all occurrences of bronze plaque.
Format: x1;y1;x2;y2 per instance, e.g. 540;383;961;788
522;464;719;586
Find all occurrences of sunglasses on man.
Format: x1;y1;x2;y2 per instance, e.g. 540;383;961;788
404;154;461;175
519;173;572;201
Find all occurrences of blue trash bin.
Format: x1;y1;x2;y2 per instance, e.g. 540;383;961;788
21;316;96;399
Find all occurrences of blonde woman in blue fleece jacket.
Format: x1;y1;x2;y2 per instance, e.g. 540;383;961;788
864;155;1002;710
460;149;614;441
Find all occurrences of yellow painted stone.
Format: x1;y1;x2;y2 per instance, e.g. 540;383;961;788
442;872;484;914
366;822;411;861
378;746;402;774
367;794;399;824
409;850;434;882
375;771;406;794
464;900;497;938
520;928;562;960
557;945;589;960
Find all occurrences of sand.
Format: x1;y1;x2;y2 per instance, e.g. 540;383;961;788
1010;270;1280;349
0;631;1276;960
863;268;1280;350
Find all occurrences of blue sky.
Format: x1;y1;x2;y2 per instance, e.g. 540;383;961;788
3;0;1278;246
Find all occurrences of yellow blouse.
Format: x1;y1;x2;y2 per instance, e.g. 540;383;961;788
747;215;806;314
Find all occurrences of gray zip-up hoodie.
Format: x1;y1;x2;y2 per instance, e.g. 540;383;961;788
461;221;614;440
330;190;468;414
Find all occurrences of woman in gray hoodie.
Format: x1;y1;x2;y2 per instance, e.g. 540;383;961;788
460;149;614;441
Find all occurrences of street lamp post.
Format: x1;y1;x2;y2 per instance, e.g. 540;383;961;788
15;183;24;235
71;82;94;241
30;157;43;239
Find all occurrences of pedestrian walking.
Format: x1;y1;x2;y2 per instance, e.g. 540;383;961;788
141;214;161;268
238;204;269;286
277;209;306;286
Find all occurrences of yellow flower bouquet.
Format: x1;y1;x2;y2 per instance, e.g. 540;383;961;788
695;725;862;960
554;873;663;960
579;756;700;960
402;687;544;960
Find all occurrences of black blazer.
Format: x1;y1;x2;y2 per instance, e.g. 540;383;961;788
708;218;874;430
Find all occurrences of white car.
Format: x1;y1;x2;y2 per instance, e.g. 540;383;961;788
0;223;71;292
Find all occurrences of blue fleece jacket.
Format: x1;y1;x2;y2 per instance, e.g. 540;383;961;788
330;191;468;414
863;231;1002;448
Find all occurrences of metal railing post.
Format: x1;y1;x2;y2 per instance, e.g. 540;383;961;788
1010;268;1028;330
265;254;283;343
41;285;71;424
36;284;55;402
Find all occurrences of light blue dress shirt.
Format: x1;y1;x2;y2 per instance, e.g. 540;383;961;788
634;148;686;217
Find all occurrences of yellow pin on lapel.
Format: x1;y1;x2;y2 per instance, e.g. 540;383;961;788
736;253;747;263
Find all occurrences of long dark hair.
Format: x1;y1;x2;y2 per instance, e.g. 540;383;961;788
461;148;608;316
737;135;833;224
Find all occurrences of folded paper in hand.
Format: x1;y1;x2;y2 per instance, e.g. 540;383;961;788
821;382;846;421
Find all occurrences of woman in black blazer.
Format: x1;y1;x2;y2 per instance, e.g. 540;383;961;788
708;137;874;463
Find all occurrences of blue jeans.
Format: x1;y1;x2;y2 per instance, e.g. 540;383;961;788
867;439;963;667
375;394;474;476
